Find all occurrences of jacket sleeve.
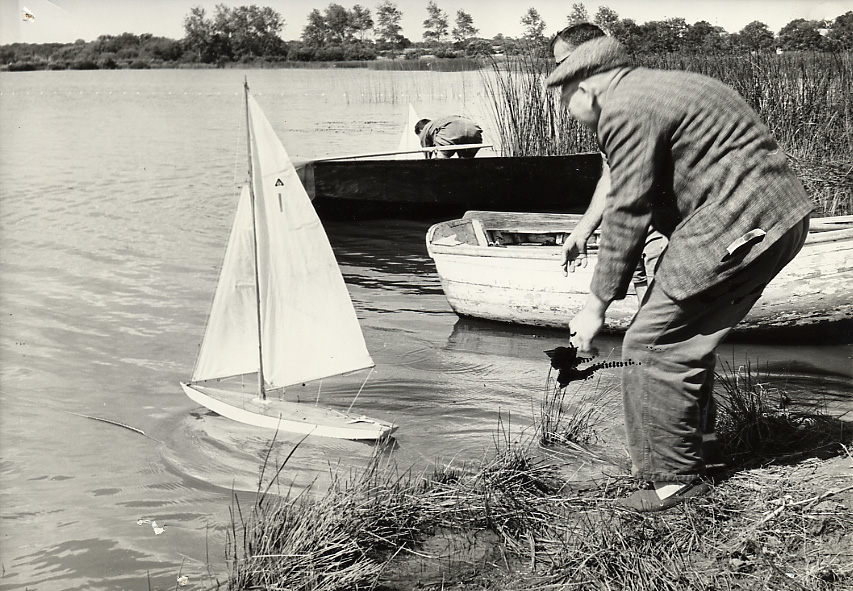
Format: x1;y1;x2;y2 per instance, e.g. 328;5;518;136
592;106;666;302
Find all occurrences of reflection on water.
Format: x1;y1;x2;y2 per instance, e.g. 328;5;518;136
0;69;850;591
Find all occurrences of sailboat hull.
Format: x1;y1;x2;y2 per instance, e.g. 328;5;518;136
181;383;397;441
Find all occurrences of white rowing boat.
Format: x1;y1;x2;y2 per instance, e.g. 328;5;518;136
426;210;853;338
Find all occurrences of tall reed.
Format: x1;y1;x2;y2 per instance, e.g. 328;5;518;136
481;55;598;157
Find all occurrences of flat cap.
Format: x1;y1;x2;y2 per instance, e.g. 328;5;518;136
545;36;632;88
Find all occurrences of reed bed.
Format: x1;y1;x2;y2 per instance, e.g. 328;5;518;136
328;68;485;105
220;363;852;591
481;57;597;157
483;51;853;216
368;58;483;72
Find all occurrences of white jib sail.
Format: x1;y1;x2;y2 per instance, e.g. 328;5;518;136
193;185;260;382
396;104;422;159
247;94;374;389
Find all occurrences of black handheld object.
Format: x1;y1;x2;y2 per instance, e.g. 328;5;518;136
544;342;636;388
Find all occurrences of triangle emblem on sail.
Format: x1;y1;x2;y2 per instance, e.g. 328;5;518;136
181;81;397;441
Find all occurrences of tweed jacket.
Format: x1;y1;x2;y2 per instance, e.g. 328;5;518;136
592;67;813;303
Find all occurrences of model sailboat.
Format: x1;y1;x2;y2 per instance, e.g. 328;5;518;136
395;103;422;158
181;82;397;441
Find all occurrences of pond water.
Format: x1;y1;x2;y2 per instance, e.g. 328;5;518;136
0;68;849;591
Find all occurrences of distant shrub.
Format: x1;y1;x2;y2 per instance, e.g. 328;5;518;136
7;62;41;71
98;56;118;69
70;59;99;70
316;46;345;61
343;44;376;61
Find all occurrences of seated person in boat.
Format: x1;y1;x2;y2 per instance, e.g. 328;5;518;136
546;35;812;512
550;23;666;300
415;116;483;159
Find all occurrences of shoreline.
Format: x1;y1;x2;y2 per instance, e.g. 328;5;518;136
216;366;853;590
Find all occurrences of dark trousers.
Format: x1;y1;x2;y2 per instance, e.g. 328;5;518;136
620;217;809;482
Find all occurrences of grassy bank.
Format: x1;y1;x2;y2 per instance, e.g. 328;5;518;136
213;363;852;590
484;51;853;217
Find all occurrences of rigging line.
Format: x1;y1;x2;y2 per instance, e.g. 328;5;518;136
346;366;375;414
0;390;164;445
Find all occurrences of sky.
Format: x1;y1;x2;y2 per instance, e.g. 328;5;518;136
1;0;851;45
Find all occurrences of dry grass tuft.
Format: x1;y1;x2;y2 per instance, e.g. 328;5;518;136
715;359;851;466
538;365;615;449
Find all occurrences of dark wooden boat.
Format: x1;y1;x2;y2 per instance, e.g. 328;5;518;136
296;153;601;219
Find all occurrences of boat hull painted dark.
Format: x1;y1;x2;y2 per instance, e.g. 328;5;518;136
297;153;601;219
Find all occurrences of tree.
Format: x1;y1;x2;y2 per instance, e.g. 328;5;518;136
223;5;286;59
423;0;449;44
183;6;215;61
737;20;774;52
302;9;327;47
520;7;546;42
827;11;853;50
567;3;589;25
777;18;824;51
144;36;183;62
452;9;478;45
609;17;639;51
349;5;373;41
662;17;688;49
632;17;687;53
375;0;403;46
324;3;351;44
593;6;620;35
183;4;285;62
683;20;726;52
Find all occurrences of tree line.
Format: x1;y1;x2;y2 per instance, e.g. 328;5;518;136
2;1;852;70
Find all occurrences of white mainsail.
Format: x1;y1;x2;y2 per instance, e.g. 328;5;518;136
395;104;422;159
192;92;374;390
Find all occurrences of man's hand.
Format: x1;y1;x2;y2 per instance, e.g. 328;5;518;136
561;230;590;275
569;294;608;354
560;161;608;276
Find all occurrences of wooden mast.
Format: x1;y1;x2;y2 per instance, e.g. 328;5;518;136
244;78;267;400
